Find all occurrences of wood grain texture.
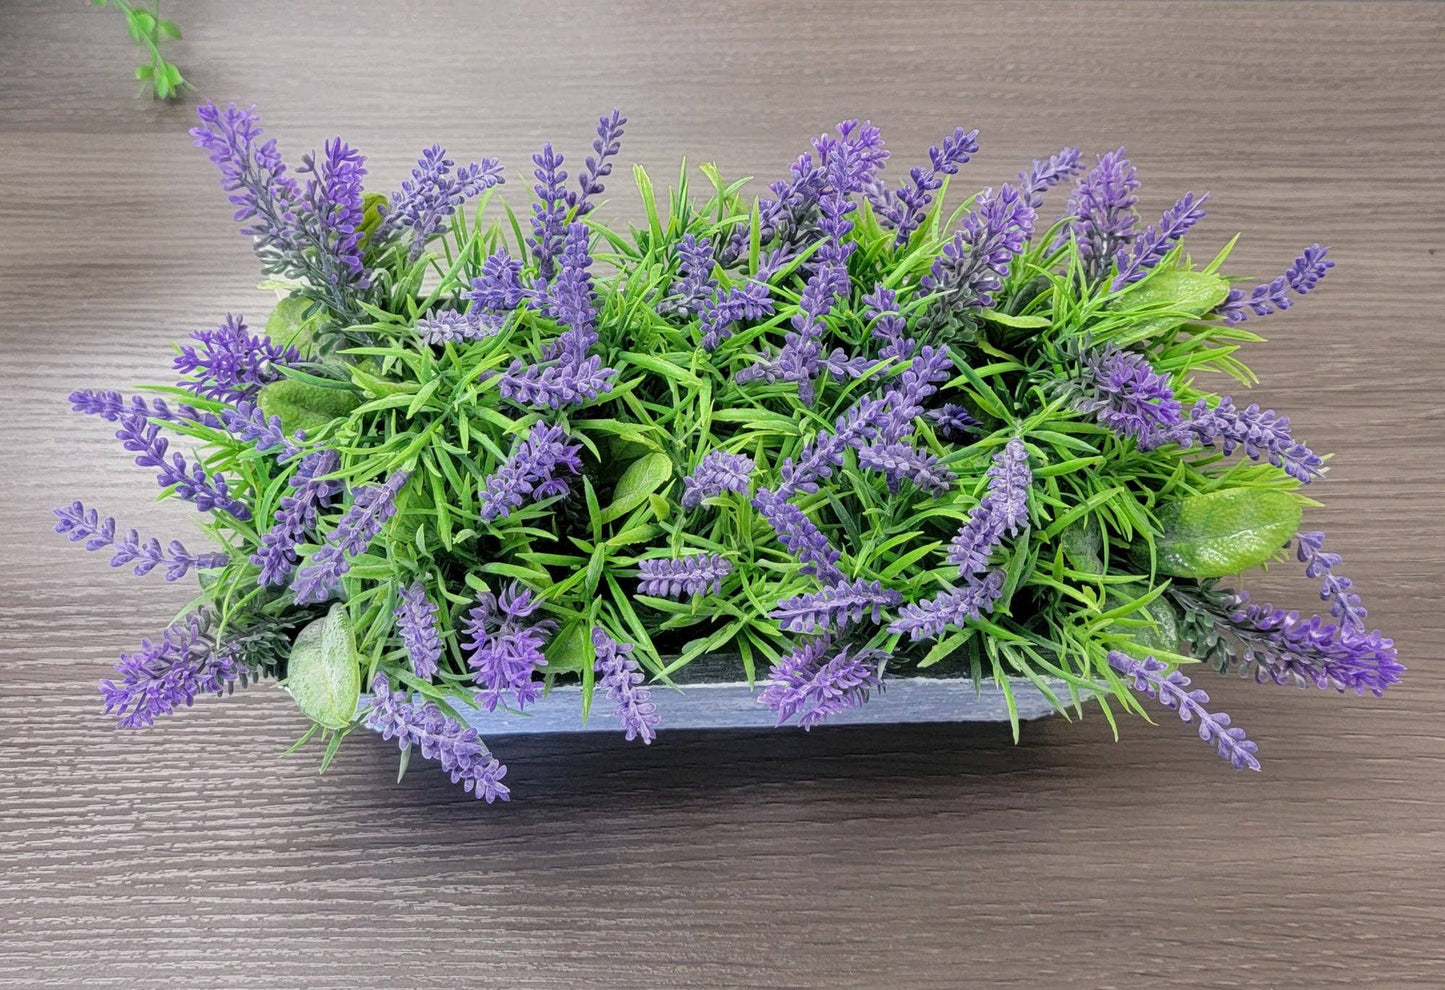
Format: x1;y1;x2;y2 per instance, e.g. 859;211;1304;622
2;2;1443;986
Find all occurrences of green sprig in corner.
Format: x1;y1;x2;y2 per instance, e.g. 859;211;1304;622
90;0;189;100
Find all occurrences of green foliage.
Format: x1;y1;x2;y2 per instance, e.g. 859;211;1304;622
90;0;188;100
284;604;361;730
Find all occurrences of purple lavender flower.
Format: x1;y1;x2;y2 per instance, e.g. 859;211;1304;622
1224;592;1402;696
871;126;979;246
770;578;903;634
376;144;504;261
927;403;980;440
681;450;755;509
751;488;844;585
252;449;341;588
112;406;251;519
863;284;914;362
173;314;298;402
296;137;368;290
462;583;554;711
637;554;733;598
1179;396;1323;483
856;441;956;495
889;569;1007;641
574;109;626;214
68;390;224;430
100;612;242;729
1074;345;1182;449
775;396;888;501
527;143;570;282
667;233;718;315
1060;148;1140;279
814;119;889;196
1107;652;1260;771
1111;192;1208;290
190;102;301;275
550;221;598;349
1219;244;1333;323
591;627;659;743
946;498;1007;576
478;422;583;522
1017;147;1085;211
394;581;443;681
698;279;775;352
920;183;1037;317
291;471;408;603
1294;530;1367;633
417;308;499;345
758;636;884;729
986;438;1032;535
365;671;509;802
466;250;528;317
498;353;615;409
876;346;954;442
220;402;305;461
53;501;229;580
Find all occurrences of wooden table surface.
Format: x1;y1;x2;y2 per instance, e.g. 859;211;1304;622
2;2;1442;986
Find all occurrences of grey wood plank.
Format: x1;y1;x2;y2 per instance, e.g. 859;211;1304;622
1;1;1443;987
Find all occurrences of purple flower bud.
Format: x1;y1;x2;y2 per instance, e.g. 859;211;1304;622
1179;396;1322;483
478;422;583;522
252;450;341;588
100;611;243;729
751;488;844;586
366;672;510;802
770;578;902;634
666;233;718;315
112;405;251;520
888;570;1006;641
592;627;659;744
921;183;1036;315
53;501;229;581
394;581;443;681
698;279;775;352
1295;530;1367;633
871;126;979;246
1107;652;1260;771
1219;244;1333;323
986;438;1031;535
221;402;305;461
574;109;626;214
1017;147;1084;210
462;583;554;712
417;309;500;345
376;144;504;261
1074;345;1182;450
292;471;408;604
681;450;754;509
1111;192;1208;290
637;554;733;598
855;441;956;495
173;314;298;402
927;403;980;440
527;143;570;281
1060;148;1140;279
759;636;884;729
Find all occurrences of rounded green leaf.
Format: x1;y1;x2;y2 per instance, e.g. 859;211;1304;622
1106;584;1181;654
285;603;361;730
1114;269;1230;342
258;378;360;434
265;294;324;356
602;453;672;523
1154;488;1301;578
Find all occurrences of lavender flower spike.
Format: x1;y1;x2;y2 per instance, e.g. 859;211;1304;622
758;637;884;729
874;126;979;246
986;438;1032;535
1294;530;1367;633
1074;344;1182;450
1112;192;1208;290
478;422;583;522
463;583;554;712
112;405;251;519
53;501;228;580
856;441;956;496
1219;244;1333;323
100;611;242;729
1226;592;1402;696
574;109;627;214
681;450;754;509
921;183;1037;317
1017;146;1084;211
592;628;659;744
1107;652;1261;771
173;314;298;402
366;672;510;802
770;578;903;634
377;144;505;261
1179;396;1323;483
292;471;409;604
637;554;733;599
252;449;341;588
751;487;845;585
1061;147;1140;279
889;570;1006;641
394;581;443;681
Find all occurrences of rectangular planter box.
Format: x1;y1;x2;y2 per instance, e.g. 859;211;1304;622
398;674;1075;737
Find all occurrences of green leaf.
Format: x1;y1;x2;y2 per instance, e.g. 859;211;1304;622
134;64;153;80
980;309;1050;329
601;452;672;523
258;378;361;433
1114;269;1230;341
265;294;325;355
1153;488;1301;578
157;18;181;38
545;622;591;673
284;604;361;730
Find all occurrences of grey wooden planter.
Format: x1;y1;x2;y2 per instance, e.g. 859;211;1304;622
382;665;1076;737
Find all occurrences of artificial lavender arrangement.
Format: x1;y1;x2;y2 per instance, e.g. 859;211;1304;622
58;103;1403;801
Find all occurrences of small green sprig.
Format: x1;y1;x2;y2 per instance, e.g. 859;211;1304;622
90;0;189;100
